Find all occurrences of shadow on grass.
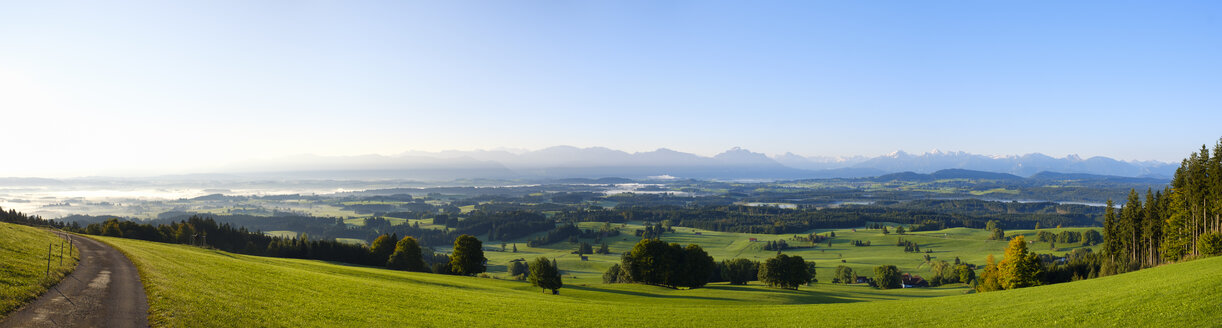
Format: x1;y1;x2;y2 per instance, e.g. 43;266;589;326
566;285;740;302
703;285;870;304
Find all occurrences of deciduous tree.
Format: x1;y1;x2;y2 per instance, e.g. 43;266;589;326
998;236;1041;289
872;265;901;289
449;234;486;276
528;257;563;293
387;236;426;272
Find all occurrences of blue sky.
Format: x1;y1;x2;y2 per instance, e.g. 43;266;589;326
2;1;1220;176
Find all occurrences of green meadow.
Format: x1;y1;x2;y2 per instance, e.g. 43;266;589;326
97;235;1221;327
0;222;79;318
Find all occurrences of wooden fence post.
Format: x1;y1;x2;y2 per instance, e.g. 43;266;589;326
59;240;65;266
46;243;52;277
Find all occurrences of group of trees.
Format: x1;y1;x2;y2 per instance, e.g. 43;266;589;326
1034;229;1103;246
896;239;921;252
634;223;671;239
71;215;494;278
872;265;902;289
757;254;815;289
761;240;790;251
614;239;716;289
1164;141;1222;260
527;257;563;294
984;220;1006;240
1101;139;1222;274
508;259;530;280
85;216;384;266
527;224;620;247
385;236;427;272
976;236;1042;292
833;265;856;284
716;258;760;285
0;207;68;228
1038;248;1106;284
927;260;974;286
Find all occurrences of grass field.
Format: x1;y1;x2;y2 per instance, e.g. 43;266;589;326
98;235;1221;327
0;222;79;318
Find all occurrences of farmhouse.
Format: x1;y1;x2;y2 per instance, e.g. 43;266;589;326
901;273;929;288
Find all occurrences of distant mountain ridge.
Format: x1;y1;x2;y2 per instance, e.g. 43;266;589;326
202;146;1175;181
863;169;1168;184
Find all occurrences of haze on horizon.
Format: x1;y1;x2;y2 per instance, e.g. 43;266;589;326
3;1;1220;178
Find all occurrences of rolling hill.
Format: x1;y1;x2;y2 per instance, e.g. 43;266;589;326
95;232;1220;327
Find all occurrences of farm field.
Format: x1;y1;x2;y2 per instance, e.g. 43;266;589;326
96;235;1221;327
0;222;79;319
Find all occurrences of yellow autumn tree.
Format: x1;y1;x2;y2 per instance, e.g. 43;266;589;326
998;235;1042;289
975;254;1002;292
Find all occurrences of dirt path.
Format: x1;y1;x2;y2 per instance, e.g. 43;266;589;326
2;233;149;328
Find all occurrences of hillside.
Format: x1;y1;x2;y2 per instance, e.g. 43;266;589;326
97;235;1220;327
0;222;79;318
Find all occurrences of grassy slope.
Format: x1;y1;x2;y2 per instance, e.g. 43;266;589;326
0;222;79;318
99;235;1221;327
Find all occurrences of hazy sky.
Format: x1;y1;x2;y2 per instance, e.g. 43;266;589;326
2;1;1221;177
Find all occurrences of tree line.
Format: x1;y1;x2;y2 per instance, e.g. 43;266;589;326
1102;139;1222;275
71;215;494;278
603;239;818;290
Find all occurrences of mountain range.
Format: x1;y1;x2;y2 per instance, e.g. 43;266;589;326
213;146;1177;181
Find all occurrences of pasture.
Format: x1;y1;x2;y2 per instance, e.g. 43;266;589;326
0;222;79;318
97;235;1222;327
